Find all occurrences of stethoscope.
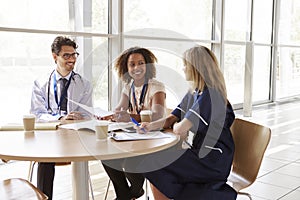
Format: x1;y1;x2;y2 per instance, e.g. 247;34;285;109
47;70;79;115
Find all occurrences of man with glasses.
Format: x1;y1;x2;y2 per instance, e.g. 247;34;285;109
30;36;93;200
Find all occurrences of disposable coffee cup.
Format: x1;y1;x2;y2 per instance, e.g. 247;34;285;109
140;110;152;122
95;121;109;141
23;114;36;132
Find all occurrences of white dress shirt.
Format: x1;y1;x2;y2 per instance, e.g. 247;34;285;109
30;69;93;121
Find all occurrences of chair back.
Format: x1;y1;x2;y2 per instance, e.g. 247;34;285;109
0;178;48;200
229;118;271;191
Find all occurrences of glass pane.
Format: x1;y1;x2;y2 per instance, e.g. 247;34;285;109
0;0;68;30
86;38;109;110
224;44;246;104
0;0;108;33
253;46;271;101
91;0;108;33
252;0;273;43
0;32;53;122
278;0;300;45
0;32;108;122
224;0;250;41
277;47;300;98
224;44;271;105
123;0;212;40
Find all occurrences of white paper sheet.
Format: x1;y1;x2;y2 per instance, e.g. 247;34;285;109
68;99;114;117
110;131;174;141
59;120;134;132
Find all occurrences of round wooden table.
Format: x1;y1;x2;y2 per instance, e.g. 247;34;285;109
0;128;179;200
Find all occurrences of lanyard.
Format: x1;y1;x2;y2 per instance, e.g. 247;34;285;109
53;72;73;111
129;80;148;114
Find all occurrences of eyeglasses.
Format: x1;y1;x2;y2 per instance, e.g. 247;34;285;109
60;52;79;60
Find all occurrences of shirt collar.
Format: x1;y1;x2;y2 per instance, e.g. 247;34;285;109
55;70;72;81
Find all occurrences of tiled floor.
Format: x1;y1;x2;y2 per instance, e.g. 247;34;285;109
1;97;300;199
234;97;300;200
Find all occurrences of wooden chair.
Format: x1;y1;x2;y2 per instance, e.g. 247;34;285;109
228;118;271;200
28;162;72;182
0;178;48;199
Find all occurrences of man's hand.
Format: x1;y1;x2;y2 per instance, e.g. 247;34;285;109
61;111;84;120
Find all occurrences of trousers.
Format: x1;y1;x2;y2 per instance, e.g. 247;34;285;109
37;162;55;200
102;163;145;200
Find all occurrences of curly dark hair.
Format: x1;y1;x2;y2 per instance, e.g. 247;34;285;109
51;36;78;55
115;47;157;83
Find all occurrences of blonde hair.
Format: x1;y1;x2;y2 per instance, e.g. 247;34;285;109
183;45;227;101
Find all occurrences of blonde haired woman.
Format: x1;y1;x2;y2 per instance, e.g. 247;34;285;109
137;45;237;200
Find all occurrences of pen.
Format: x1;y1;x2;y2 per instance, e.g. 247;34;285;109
130;117;146;133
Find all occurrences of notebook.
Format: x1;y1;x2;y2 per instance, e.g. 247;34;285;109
0;122;60;131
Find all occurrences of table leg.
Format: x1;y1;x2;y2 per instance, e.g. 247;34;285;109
72;161;89;200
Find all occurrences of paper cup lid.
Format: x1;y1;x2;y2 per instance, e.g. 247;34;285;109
23;114;36;118
140;110;152;115
95;120;109;126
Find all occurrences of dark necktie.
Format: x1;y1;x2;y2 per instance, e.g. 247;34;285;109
59;78;68;112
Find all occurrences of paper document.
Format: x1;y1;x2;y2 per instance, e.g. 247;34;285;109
68;99;114;117
59;120;134;132
110;131;174;141
0;122;60;131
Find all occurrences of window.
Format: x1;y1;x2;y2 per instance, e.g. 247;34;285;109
123;0;213;108
0;0;108;122
277;0;300;99
1;0;300;123
252;0;273;43
0;32;56;122
277;47;300;98
223;0;273;106
124;0;212;40
0;0;108;33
